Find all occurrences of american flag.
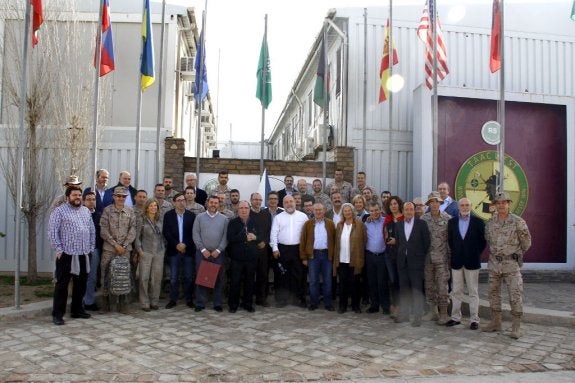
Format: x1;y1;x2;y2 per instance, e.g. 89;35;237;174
417;0;449;90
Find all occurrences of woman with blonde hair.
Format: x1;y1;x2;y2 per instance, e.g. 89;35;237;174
134;198;165;311
352;195;369;222
333;203;366;314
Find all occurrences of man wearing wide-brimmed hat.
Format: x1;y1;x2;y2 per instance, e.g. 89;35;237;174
49;175;83;213
483;192;532;339
421;191;451;325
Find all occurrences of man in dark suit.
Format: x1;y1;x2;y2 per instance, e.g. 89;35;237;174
102;171;137;207
185;173;208;207
395;201;430;326
447;197;486;330
163;193;196;309
83;169;109;213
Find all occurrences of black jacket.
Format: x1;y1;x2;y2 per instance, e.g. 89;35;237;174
448;214;486;270
163;209;196;257
226;216;260;262
396;218;431;270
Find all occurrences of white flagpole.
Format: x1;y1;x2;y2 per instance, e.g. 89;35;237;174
431;0;439;189
195;5;207;185
259;14;268;178
155;0;166;182
321;20;328;187
387;0;393;190
91;0;105;192
498;0;506;193
14;1;33;309
362;8;367;173
135;0;147;188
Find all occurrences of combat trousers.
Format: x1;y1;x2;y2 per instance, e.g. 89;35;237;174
487;256;523;317
100;250;130;296
424;258;450;307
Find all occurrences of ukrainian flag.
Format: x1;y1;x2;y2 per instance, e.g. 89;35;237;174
140;0;155;90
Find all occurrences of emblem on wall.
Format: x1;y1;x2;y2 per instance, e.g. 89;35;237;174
454;150;529;220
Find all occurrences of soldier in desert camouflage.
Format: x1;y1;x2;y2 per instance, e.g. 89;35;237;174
483;192;532;339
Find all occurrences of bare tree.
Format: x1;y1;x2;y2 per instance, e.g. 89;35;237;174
0;0;109;282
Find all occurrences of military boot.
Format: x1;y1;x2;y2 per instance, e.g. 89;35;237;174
422;305;439;321
101;295;110;313
482;311;502;332
437;305;449;325
510;316;522;339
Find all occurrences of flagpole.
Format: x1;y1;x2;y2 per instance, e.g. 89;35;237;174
135;0;147;188
498;0;505;193
431;0;439;189
361;8;367;173
322;20;328;187
91;0;105;193
155;0;166;183
195;7;207;185
259;14;268;178
387;0;393;191
14;1;33;310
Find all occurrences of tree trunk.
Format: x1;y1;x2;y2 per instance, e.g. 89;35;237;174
26;122;39;284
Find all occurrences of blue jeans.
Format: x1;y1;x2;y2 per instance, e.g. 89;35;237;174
83;249;100;306
194;250;225;309
308;250;333;307
169;253;194;304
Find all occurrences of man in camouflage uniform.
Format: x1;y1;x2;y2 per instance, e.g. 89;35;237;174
483;192;532;339
100;186;137;313
421;191;451;325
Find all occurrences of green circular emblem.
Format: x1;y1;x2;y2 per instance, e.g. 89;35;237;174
454;150;529;220
481;121;501;145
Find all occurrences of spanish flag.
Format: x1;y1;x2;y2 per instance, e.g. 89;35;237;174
378;18;398;103
31;0;43;48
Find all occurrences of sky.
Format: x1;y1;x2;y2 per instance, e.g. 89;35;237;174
170;0;569;144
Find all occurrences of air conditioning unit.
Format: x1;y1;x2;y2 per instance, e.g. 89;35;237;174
180;57;195;81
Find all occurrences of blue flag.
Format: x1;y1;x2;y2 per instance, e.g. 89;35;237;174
194;31;209;103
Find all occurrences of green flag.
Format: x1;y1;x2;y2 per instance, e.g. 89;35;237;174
572;0;575;21
256;34;272;109
313;37;329;108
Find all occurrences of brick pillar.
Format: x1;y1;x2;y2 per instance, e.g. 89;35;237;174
334;146;355;182
164;137;186;191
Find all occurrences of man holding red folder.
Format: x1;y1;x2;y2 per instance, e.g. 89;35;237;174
192;195;228;312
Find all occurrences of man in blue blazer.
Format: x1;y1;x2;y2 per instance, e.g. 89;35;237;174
447;197;486;330
395;202;431;326
163;193;196;309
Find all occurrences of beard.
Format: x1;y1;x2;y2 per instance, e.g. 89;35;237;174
70;198;82;207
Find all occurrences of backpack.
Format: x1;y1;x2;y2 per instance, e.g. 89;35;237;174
109;256;132;295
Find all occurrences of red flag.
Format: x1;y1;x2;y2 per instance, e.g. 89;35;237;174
490;0;501;73
417;0;449;90
31;0;43;48
379;18;399;103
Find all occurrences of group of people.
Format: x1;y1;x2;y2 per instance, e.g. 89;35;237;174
48;169;532;339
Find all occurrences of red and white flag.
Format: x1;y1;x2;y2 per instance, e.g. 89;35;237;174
31;0;43;48
417;0;449;90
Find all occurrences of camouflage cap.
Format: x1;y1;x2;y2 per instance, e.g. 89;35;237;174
113;186;129;196
493;191;512;203
425;191;443;205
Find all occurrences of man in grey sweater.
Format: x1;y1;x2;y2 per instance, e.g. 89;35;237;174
192;195;228;312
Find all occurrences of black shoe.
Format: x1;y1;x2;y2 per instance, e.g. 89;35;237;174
308;304;318;311
71;311;91;319
84;303;99;311
470;322;479;330
325;305;335;312
194;306;204;312
186;302;195;309
165;301;177;309
150;305;159;310
214;306;223;312
142;307;151;312
53;316;65;326
382;309;391;315
228;307;237;313
411;316;422;327
353;307;362;314
275;302;287;308
244;306;255;313
337;307;346;314
446;319;461;327
255;300;270;307
367;307;379;314
394;316;408;323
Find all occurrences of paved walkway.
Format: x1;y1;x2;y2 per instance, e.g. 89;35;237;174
1;282;574;382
